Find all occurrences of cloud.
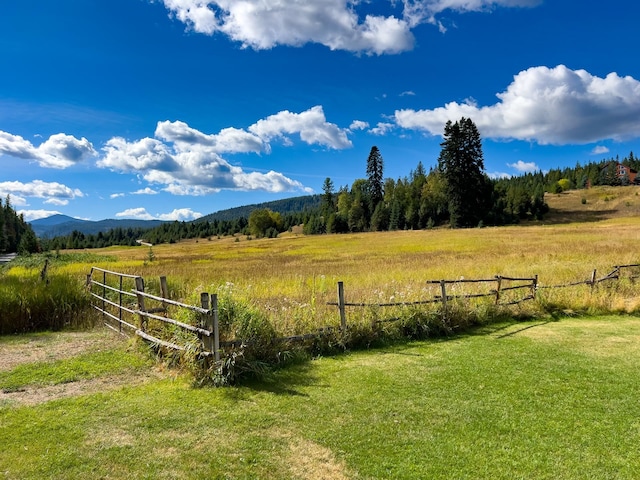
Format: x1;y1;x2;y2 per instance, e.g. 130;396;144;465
403;0;542;31
99;106;349;195
400;90;416;96
349;120;370;131
0;180;84;204
0;131;96;168
488;171;511;179
162;0;415;54
159;208;203;221
115;207;203;221
591;145;610;155
115;208;156;220
19;209;63;222
132;187;159;195
248;106;352;150
110;193;125;199
369;122;395;136
508;160;539;173
395;65;640;145
161;1;539;54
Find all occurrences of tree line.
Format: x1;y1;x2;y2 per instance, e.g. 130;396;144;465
39;118;639;249
0;196;39;254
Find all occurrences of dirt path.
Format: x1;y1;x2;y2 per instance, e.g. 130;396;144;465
0;328;168;407
0;329;124;372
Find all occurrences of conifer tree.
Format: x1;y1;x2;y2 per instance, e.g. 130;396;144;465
437;117;491;228
366;146;384;212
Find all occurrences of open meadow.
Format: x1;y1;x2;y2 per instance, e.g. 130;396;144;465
2;186;640;478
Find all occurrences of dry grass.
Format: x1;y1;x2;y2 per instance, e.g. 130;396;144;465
45;186;640;336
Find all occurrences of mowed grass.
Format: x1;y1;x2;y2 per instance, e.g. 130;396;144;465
1;316;640;479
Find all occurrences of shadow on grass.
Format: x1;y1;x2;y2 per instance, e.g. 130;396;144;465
542;208;619;224
222;361;319;398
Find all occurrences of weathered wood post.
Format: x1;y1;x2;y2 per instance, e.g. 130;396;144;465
159;276;169;314
102;270;107;322
495;275;502;305
440;280;447;308
118;274;124;333
532;274;538;300
590;269;597;291
337;281;346;329
200;293;220;362
135;276;147;332
212;293;220;362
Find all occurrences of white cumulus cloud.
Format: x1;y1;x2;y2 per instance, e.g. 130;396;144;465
19;209;63;221
0;131;96;168
591;145;610;155
115;207;203;221
99;106;349;195
160;0;538;54
507;160;539;173
395;65;640;145
0;180;84;204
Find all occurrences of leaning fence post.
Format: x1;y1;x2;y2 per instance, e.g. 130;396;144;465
337;281;347;329
495;276;502;305
135;276;147;332
590;269;597;291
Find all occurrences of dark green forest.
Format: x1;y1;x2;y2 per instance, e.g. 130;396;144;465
39;118;639;250
0;196;39;254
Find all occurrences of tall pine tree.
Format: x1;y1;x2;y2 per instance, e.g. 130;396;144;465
366;146;384;213
437;117;491;228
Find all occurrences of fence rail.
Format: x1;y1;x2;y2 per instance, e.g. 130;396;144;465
328;274;538;326
88;262;640;360
86;268;220;361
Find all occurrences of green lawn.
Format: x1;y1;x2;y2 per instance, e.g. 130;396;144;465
1;316;639;479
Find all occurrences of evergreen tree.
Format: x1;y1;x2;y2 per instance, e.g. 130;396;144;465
366;146;384;212
437;117;491;228
321;177;335;216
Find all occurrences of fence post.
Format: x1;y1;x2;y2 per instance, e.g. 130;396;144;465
495;276;502;305
160;276;169;313
590;269;597;291
440;280;447;308
102;270;107;323
201;293;220;362
532;274;538;300
135;276;147;332
212;294;220;362
337;281;347;329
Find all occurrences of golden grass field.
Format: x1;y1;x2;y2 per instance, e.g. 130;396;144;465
11;185;639;336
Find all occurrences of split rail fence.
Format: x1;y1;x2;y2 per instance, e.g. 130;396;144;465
86;267;220;360
87;263;640;357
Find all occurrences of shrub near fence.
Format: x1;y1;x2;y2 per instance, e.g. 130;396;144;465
87;263;640;385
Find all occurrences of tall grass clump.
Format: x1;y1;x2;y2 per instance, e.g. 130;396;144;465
0;271;93;334
0;254;99;334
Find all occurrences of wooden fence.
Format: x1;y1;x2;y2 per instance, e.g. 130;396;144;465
88;263;640;358
329;275;538;327
86;267;220;361
327;264;640;325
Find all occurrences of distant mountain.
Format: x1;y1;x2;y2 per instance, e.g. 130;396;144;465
30;216;166;238
30;195;321;239
196;195;322;223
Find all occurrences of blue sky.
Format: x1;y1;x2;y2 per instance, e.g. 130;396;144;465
1;0;639;222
